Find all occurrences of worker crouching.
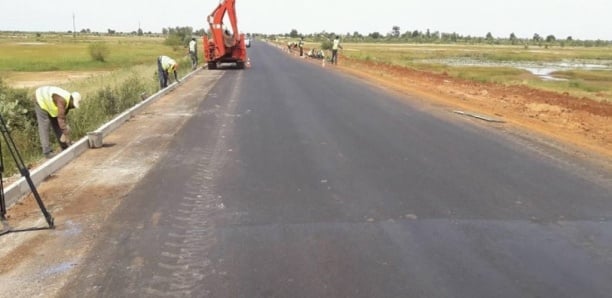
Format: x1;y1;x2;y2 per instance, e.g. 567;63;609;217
34;86;81;158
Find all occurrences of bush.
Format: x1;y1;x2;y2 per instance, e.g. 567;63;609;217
0;80;40;173
321;40;332;51
69;74;150;137
89;42;110;62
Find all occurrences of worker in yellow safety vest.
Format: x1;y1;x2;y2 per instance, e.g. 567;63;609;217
34;86;81;158
157;55;180;89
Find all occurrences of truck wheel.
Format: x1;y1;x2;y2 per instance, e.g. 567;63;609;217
207;62;217;69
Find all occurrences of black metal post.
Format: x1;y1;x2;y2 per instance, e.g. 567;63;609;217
0;141;6;220
0;115;54;228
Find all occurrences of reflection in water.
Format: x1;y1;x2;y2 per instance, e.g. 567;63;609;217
418;58;611;81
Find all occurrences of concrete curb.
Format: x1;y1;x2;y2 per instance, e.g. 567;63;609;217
3;68;203;208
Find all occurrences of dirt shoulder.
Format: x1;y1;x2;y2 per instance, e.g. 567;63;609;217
328;56;611;162
0;70;222;297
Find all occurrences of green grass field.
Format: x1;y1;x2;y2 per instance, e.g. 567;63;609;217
338;43;612;102
0;32;196;174
0;33;190;71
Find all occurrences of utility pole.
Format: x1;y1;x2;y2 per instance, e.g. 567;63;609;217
72;13;76;38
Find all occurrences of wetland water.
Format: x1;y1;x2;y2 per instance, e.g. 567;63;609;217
420;58;612;80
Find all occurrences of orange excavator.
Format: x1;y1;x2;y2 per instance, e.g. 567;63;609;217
203;0;248;69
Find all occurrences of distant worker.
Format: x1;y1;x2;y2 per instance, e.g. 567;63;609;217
157;55;180;89
307;48;314;58
188;37;198;70
298;37;304;57
331;36;343;65
33;86;81;158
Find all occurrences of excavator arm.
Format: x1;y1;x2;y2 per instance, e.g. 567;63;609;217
203;0;247;69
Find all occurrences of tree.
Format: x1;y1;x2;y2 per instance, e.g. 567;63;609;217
546;35;556;42
532;33;541;41
391;26;400;38
566;36;573;41
485;32;494;43
194;28;206;36
137;28;143;36
369;32;381;39
163;26;193;46
509;32;517;45
107;29;116;35
289;29;299;38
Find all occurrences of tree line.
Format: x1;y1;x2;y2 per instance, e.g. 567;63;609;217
272;28;611;47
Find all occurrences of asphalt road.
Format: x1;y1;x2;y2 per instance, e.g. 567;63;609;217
60;41;612;297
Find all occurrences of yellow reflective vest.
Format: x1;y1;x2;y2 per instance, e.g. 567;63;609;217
160;56;177;71
35;86;71;117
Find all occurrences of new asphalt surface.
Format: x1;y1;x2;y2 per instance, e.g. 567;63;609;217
60;41;612;297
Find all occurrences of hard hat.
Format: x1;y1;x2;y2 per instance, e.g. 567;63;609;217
71;92;82;108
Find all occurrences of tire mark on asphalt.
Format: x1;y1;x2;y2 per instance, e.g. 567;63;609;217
144;72;243;297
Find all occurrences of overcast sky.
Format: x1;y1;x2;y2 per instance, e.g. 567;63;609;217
1;0;611;40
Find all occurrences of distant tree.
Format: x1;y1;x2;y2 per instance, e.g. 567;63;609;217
289;29;299;38
352;31;362;38
532;33;541;41
137;28;143;36
163;26;193;46
411;30;420;38
369;32;381;39
107;29;116;35
162;28;168;35
485;32;494;43
546;35;556;42
509;32;517;45
426;28;431;38
194;28;206;36
566;36;573;41
391;26;400;38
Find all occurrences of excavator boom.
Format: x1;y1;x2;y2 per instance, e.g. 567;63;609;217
203;0;247;69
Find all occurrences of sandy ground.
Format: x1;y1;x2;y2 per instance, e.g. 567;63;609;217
3;71;110;88
0;44;610;296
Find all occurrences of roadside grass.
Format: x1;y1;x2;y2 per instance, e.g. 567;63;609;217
342;43;612;62
0;33;190;72
0;33;194;175
341;43;612;102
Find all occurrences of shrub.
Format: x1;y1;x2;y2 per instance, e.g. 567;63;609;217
88;42;110;62
321;40;332;51
0;80;40;173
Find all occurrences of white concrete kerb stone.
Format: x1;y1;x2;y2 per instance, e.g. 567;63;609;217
3;68;203;208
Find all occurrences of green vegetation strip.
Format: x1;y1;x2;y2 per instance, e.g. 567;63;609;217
0;33;194;176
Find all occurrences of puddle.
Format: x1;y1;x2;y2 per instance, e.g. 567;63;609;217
418;58;612;81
